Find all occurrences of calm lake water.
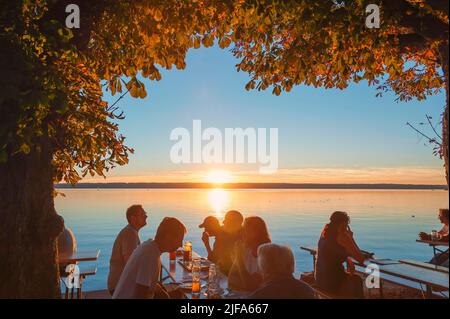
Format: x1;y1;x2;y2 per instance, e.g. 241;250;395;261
55;188;448;291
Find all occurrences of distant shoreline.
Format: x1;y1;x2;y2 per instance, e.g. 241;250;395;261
55;183;448;190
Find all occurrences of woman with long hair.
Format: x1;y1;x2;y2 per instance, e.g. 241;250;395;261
228;216;271;292
315;211;366;298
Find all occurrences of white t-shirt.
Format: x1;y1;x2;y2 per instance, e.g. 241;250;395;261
112;239;161;299
244;248;260;274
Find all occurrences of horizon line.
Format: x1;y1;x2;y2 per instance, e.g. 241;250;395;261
55;182;448;190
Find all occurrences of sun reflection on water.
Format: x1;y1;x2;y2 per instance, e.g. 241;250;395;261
207;188;229;218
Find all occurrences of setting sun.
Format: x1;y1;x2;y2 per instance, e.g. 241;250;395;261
205;170;233;184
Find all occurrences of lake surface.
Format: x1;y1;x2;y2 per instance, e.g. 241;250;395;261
55;188;448;291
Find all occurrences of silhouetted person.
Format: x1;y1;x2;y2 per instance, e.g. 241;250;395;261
200;211;244;275
108;205;148;295
113;217;187;299
315;211;366;298
228;216;271;292
249;243;316;299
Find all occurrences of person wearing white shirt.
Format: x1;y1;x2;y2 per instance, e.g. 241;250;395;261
112;217;186;299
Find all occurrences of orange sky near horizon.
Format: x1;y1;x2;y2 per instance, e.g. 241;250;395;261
81;166;447;185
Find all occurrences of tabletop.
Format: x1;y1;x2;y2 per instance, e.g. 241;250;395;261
58;249;100;264
416;239;449;247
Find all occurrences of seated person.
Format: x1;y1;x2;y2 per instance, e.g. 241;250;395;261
112;217;186;299
419;208;449;267
315;211;366;298
108;205;148;295
419;208;449;242
228;216;271;292
248;243;316;299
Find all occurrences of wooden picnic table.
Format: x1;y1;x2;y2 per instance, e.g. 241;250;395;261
58;249;100;299
160;251;246;299
300;246;449;298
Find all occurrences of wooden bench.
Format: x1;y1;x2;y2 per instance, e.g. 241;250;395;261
399;259;449;274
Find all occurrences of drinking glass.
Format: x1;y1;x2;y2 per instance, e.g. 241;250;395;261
183;241;192;262
207;263;221;299
191;258;201;295
431;230;438;240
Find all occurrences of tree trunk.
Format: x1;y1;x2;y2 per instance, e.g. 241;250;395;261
439;44;449;187
0;138;63;298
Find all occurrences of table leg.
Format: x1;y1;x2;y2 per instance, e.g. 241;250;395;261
433;246;438;258
425;285;433;299
77;275;85;299
379;280;383;299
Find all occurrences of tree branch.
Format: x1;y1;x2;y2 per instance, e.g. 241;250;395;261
426;114;442;140
406;122;442;146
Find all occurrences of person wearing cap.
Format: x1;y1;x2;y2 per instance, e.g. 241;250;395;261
200;210;244;275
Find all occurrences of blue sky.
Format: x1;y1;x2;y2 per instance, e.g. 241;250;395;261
92;44;446;184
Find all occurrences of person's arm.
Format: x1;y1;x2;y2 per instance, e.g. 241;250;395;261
338;229;365;265
202;232;215;261
346;257;356;274
419;232;431;240
121;232;140;265
134;253;160;299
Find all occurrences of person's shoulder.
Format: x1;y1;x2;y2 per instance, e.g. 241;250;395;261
141;239;159;255
292;278;316;298
119;225;138;237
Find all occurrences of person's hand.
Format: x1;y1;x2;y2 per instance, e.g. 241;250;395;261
346;258;355;275
154;283;170;299
419;232;431;240
202;231;210;245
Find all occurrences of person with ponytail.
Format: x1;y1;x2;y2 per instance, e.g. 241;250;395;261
315;211;366;298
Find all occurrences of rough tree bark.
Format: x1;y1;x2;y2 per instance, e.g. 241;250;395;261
0;138;63;298
439;44;449;187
